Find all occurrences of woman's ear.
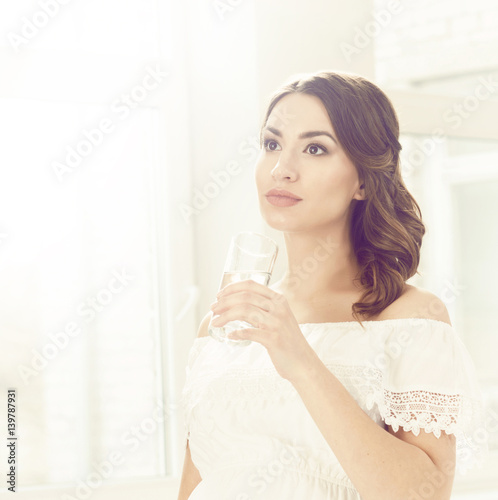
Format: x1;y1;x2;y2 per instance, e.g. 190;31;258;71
353;181;366;201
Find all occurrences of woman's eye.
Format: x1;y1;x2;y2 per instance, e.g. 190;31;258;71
262;139;327;155
306;143;327;155
263;139;280;151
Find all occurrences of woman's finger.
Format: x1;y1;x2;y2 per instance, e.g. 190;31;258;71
212;290;274;316
217;279;281;301
227;326;271;346
210;303;272;329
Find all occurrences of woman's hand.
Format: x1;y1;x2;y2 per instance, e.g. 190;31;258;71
209;279;320;383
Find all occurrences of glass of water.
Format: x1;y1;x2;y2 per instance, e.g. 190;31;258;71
208;231;278;346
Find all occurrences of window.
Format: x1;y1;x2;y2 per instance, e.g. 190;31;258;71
0;1;192;498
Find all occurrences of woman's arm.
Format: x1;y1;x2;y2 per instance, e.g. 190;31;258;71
177;312;211;499
177;441;202;500
292;349;456;500
289;291;456;500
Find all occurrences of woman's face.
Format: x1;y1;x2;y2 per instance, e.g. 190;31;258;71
254;92;365;233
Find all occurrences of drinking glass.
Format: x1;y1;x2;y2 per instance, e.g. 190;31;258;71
208;231;278;346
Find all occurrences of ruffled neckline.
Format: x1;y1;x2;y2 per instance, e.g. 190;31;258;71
193;317;453;344
298;317;452;328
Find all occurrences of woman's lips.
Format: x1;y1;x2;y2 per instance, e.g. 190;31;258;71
265;195;302;207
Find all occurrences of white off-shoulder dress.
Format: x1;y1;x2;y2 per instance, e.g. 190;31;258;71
181;318;487;500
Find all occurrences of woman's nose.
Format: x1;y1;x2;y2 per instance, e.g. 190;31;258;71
271;155;298;181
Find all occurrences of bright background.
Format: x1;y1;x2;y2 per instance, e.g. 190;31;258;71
0;0;497;498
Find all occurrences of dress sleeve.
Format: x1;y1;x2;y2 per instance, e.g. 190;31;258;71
370;318;488;475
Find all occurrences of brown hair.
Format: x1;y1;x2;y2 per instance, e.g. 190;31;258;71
259;70;425;326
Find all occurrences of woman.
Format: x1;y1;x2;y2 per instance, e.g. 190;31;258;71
178;71;486;500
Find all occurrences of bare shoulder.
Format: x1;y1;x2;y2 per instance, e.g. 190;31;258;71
196;311;213;338
376;283;452;326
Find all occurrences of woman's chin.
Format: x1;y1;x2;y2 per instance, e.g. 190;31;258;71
260;211;304;231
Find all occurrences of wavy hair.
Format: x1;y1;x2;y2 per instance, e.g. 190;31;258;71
259;70;425;326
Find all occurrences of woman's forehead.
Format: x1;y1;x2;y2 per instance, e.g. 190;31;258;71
267;93;335;135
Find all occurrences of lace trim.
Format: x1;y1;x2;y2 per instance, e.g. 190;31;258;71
380;389;460;435
328;364;487;474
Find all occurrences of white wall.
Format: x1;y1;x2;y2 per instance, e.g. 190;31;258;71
181;0;375;345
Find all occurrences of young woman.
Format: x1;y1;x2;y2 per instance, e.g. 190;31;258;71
177;71;486;500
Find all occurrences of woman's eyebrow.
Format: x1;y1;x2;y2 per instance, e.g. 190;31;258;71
263;126;337;144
